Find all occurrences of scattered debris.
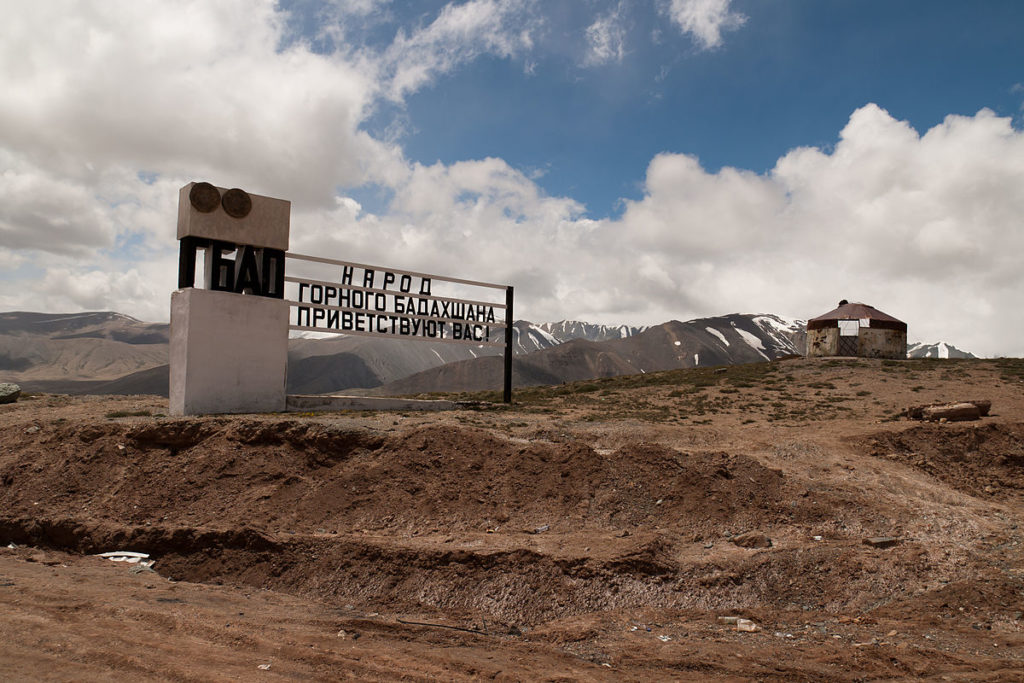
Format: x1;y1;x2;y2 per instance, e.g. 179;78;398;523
397;618;488;635
731;531;772;549
657;635;671;642
257;663;271;670
736;619;761;632
863;537;900;549
97;551;156;568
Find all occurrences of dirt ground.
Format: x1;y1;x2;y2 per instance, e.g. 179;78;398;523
1;357;1022;681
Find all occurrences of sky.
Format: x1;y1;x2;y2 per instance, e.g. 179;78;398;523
1;0;1023;356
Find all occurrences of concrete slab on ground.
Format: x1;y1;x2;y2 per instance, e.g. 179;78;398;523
286;394;456;412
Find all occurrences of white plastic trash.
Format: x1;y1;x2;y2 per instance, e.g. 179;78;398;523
97;551;155;568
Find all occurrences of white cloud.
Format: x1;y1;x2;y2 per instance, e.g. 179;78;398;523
382;0;539;100
0;152;116;252
0;1;395;208
37;266;167;318
288;157;586;315
582;2;628;67
661;0;746;49
608;104;1024;356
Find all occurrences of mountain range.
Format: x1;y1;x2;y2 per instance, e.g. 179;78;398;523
906;341;976;359
0;310;973;397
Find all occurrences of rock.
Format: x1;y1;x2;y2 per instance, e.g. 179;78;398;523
732;531;772;549
905;404;925;419
906;400;990;421
967;399;991;416
922;403;980;422
863;537;900;549
717;616;740;625
0;383;21;404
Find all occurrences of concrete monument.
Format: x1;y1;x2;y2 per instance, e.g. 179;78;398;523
170;182;291;415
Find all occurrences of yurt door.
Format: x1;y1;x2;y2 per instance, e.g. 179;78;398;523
837;320;859;355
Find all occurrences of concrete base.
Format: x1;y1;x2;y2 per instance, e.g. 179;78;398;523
286;395;457;412
170;288;289;415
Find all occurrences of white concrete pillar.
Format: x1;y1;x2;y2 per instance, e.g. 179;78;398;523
170;288;289;416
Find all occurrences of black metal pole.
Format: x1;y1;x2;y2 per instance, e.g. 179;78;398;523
503;285;514;403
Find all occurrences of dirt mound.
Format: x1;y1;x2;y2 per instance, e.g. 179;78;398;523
1;419;849;539
865;422;1024;499
0;515;971;628
0;416;975;628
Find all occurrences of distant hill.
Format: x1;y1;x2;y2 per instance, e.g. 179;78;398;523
0;311;168;383
364;314;807;395
2;309;982;397
0;311;657;395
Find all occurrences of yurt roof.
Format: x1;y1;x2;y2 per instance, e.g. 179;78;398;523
807;301;907;332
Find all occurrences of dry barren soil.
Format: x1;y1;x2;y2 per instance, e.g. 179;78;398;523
1;356;1023;681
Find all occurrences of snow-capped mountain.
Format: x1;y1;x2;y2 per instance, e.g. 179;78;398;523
371;313;811;394
538;321;648;342
906;342;976;359
750;314;806;356
512;320;648;354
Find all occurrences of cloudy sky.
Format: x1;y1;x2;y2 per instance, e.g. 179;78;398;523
2;0;1023;356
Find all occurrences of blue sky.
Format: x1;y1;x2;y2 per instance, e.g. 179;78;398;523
361;1;1024;216
1;1;1023;356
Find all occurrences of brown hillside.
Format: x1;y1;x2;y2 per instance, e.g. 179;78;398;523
1;357;1022;680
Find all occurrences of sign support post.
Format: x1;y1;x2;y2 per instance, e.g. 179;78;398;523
504;285;514;404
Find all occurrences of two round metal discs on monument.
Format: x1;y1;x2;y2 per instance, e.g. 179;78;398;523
189;182;252;218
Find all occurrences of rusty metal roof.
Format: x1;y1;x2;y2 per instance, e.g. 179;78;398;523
807;302;906;332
